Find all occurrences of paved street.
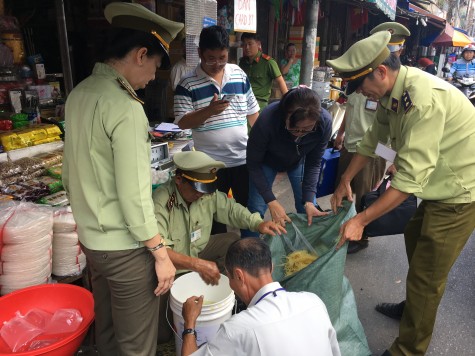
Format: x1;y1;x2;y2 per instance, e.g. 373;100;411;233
271;173;475;356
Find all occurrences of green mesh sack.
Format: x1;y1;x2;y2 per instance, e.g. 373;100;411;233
263;201;370;356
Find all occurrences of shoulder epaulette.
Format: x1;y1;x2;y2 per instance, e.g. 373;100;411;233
261;53;272;61
402;90;413;113
117;77;144;105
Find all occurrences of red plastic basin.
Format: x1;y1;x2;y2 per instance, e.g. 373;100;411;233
0;284;94;355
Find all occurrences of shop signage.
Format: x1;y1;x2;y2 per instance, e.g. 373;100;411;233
234;0;256;33
367;0;396;20
203;17;217;28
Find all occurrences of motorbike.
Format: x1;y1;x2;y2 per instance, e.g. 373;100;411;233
442;67;475;104
453;77;475;104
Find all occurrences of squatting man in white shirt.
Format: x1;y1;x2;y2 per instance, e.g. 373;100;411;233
180;238;341;356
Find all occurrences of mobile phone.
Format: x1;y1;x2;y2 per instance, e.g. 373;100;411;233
221;94;236;102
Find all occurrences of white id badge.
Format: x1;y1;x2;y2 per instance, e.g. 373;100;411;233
375;142;397;162
191;228;202;243
365;99;378;111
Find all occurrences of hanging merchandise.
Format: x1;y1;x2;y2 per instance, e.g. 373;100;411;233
350;7;368;32
185;0;217;68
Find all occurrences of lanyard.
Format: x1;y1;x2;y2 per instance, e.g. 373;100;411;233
254;288;285;305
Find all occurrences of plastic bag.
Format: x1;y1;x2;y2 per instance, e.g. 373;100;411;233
43;309;83;335
263;201;371;356
36;191;68;206
13;157;44;176
52;206;76;233
0;314;43;352
0;161;22;179
0;202;53;244
34;151;62;169
46;165;62;179
23;309;53;329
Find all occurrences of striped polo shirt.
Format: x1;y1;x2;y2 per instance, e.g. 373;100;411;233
174;63;259;167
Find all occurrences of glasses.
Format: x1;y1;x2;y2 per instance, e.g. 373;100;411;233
205;60;227;66
286;126;316;134
285;114;317;135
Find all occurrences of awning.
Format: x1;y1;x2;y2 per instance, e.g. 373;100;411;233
367;0;396;20
432;22;474;47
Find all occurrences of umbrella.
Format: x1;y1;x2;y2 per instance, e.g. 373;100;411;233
432;22;474;47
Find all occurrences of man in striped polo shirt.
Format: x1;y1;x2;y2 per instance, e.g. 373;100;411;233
174;25;259;235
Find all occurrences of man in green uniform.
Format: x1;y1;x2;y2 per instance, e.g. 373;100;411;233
239;32;288;110
153;151;285;280
335;22;411;254
328;31;475;355
153;151;285;341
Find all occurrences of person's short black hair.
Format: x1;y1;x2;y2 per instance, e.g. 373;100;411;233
225;238;272;278
278;87;321;127
241;32;260;42
98;27;167;64
199;25;229;51
286;43;296;50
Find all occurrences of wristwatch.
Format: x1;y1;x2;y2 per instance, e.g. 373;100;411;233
182;328;197;338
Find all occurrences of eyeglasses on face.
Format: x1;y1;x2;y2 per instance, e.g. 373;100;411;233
285;109;317;134
205;60;227;66
285;125;317;134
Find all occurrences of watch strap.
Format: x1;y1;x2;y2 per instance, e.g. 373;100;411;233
182;328;197;338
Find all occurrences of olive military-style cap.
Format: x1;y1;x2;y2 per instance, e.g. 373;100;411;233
104;2;184;56
370;22;411;52
173;151;226;194
327;31;391;95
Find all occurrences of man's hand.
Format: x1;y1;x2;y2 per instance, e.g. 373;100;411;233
334;132;344;150
386;164;397;176
304;203;330;226
195;259;221;285
207;93;230;116
257;221;287;236
268;200;291;227
153;250;176;296
182;295;204;328
330;179;353;213
336;215;365;250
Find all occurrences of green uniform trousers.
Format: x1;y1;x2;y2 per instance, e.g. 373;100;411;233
82;245;160;356
157;232;240;344
389;200;475;355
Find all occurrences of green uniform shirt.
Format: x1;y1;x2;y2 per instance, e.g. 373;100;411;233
239;51;282;110
153;180;262;269
357;66;475;203
63;62;158;251
344;93;378;152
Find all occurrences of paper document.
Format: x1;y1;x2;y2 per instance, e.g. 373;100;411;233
154;123;182;132
375;142;396;162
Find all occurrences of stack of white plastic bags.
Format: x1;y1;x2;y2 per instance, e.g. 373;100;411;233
0;202;53;295
52;207;86;277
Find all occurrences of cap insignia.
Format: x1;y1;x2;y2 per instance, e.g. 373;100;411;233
388;28;394;34
402;91;413;113
391;98;399;112
210;168;217;174
117;77;144;105
167;192;177;211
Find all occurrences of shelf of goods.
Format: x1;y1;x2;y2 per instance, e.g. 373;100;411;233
0;139;87;296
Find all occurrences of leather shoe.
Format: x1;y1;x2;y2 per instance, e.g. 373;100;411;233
347;236;369;254
375;300;406;320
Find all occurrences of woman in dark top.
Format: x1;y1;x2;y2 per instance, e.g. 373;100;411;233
243;87;332;237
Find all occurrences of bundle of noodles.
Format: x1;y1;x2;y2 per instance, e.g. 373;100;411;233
284;250;318;276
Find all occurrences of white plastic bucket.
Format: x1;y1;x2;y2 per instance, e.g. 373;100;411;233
169;272;235;356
